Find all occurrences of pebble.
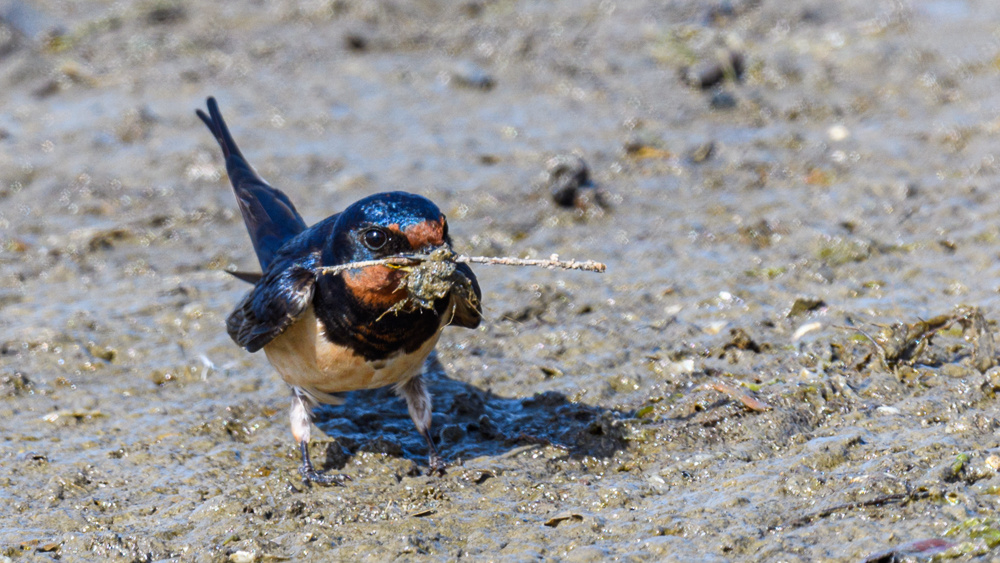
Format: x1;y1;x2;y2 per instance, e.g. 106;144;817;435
709;90;737;110
547;155;593;207
449;61;495;90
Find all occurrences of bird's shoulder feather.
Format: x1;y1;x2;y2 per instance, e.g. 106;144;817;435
226;218;338;352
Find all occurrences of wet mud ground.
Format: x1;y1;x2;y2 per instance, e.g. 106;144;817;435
3;0;1000;560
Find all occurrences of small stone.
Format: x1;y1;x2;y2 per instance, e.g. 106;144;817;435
985;454;1000;471
146;2;186;25
680;51;745;89
709;90;737;110
449;61;495;90
788;297;826;318
546;154;607;211
87;343;117;362
689;141;715;163
344;33;367;51
439;424;466;443
983;366;1000;393
828;124;850;141
940;364;969;378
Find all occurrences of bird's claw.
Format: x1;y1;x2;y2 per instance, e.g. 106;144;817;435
428;454;447;476
299;466;352;486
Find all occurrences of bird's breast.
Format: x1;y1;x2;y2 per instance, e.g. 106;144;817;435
262;305;440;402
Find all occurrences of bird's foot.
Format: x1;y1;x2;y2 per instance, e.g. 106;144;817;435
427;453;447;476
299;465;352;486
298;439;350;486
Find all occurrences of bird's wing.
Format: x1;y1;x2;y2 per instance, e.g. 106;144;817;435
196;96;307;270
225;217;339;352
226;252;318;353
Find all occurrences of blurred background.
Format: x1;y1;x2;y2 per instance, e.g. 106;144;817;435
3;0;1000;560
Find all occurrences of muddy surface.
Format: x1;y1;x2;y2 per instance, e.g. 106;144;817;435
3;0;1000;560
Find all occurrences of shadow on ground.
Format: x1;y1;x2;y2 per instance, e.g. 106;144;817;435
313;353;627;470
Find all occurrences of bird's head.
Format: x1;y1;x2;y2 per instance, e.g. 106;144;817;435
327;191;454;309
331;191;449;261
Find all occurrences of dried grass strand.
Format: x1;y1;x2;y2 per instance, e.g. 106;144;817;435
316;253;606;276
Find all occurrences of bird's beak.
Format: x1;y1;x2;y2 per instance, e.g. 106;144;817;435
391;244;455;273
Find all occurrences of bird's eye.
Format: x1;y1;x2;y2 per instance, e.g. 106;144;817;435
362;228;388;250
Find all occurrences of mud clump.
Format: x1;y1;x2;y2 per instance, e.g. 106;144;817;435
380;247;479;318
855;306;996;372
1;370;32;396
680;50;745;90
545;155;608;215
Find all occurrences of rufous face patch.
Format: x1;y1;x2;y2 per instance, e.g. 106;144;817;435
343;265;407;308
403;217;445;250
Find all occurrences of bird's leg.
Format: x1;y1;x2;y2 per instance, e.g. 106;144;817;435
290;388;349;486
397;374;445;474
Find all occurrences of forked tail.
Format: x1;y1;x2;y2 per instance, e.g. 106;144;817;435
196;97;307;270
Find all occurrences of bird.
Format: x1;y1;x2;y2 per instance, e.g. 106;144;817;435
195;97;482;485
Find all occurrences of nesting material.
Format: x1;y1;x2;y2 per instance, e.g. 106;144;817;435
316;248;606;317
381;247;480;318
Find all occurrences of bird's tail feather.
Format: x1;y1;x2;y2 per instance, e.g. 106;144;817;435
196;97;308;270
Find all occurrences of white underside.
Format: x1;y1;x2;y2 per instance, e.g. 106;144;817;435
263;305;444;405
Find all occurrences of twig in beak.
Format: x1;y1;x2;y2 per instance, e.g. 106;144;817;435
316;251;606;276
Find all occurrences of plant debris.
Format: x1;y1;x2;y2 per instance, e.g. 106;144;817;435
852;306;995;371
863;316;952;369
378;247;480;320
316;250;606;277
544;513;584;527
317;248;604;320
41;410;107;422
723;327;763;353
782;490;930;531
955;306;997;373
862;538;955;562
707;381;772;412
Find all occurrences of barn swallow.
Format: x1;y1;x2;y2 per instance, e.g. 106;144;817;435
196;97;482;485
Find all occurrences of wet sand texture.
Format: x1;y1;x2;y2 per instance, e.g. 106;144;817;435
3;0;1000;560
